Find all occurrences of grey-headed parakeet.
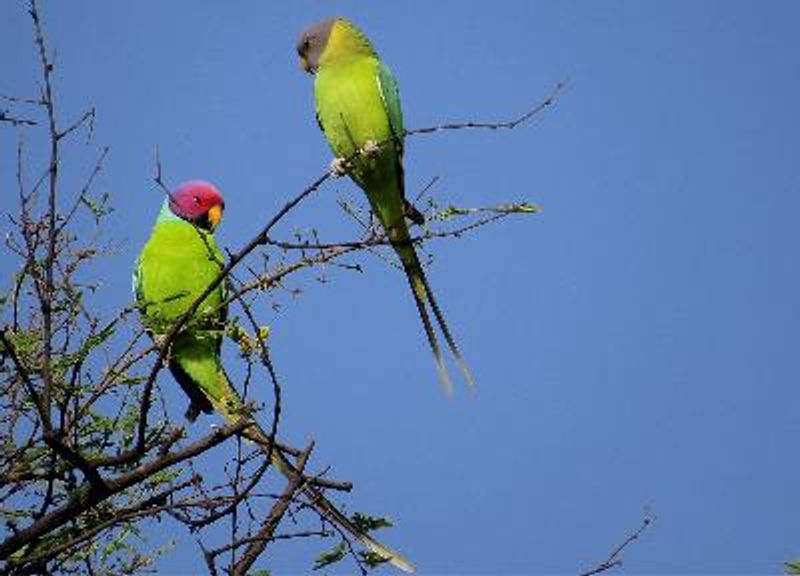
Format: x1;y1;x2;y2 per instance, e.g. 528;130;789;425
297;17;475;394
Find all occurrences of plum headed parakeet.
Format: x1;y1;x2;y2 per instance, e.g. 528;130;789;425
134;180;227;422
297;17;475;395
133;181;414;572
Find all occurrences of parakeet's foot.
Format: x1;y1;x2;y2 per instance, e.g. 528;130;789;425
360;139;381;158
329;157;348;177
152;333;172;365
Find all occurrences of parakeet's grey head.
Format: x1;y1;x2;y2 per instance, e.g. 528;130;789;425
297;18;336;74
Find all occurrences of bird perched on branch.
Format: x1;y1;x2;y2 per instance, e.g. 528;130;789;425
133;180;414;572
297;17;475;394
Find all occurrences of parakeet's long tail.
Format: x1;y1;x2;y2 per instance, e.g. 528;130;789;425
395;240;476;394
206;370;416;573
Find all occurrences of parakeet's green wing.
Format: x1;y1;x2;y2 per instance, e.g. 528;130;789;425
377;61;404;156
376;62;425;224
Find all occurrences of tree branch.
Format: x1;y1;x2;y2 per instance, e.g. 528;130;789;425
577;512;655;576
0;418;250;563
230;442;314;576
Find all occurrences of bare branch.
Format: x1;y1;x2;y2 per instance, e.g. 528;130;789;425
56;106;94;141
577;512;655;576
0;109;37;126
230;442;314;576
406;79;568;137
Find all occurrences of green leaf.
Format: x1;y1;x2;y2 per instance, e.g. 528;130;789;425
497;201;541;213
786;560;800;574
313;541;347;570
56;319;117;370
350;512;393;533
359;550;391;569
81;191;114;223
436;205;473;220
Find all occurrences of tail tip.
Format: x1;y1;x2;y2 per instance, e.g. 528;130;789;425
435;359;455;396
459;359;477;393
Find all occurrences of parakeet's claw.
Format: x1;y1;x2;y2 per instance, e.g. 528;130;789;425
329;157;348;177
152;333;172;365
360;139;381;158
153;333;168;350
367;212;383;237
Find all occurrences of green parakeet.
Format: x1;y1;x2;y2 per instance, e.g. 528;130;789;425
134;181;414;572
297;17;474;394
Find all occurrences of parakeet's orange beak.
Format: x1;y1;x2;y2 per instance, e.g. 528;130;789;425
207;203;223;229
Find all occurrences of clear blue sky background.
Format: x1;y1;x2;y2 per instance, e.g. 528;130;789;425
2;1;799;574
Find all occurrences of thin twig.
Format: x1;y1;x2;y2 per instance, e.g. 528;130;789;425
577;513;655;576
30;0;57;433
0;109;37;126
406;79;568;137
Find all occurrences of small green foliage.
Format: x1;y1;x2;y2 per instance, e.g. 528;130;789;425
436;205;472;220
227;321;271;357
55;320;117;371
81;191;114;224
102;524;137;560
435;201;541;222
350;512;393;533
786;560;800;574
84;412;115;437
359;549;391;569
313;541;347;570
146;467;183;488
497;201;541;213
5;327;41;359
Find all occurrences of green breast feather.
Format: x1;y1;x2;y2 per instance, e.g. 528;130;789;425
315;56;406;231
134;205;228;420
136;219;224;332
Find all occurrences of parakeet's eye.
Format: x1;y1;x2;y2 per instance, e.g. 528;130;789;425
193;196;201;206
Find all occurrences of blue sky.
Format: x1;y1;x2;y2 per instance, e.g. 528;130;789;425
2;1;799;574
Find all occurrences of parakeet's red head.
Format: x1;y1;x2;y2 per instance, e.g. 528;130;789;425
168;180;225;231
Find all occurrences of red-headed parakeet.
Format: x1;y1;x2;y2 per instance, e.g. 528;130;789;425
134;181;414;572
